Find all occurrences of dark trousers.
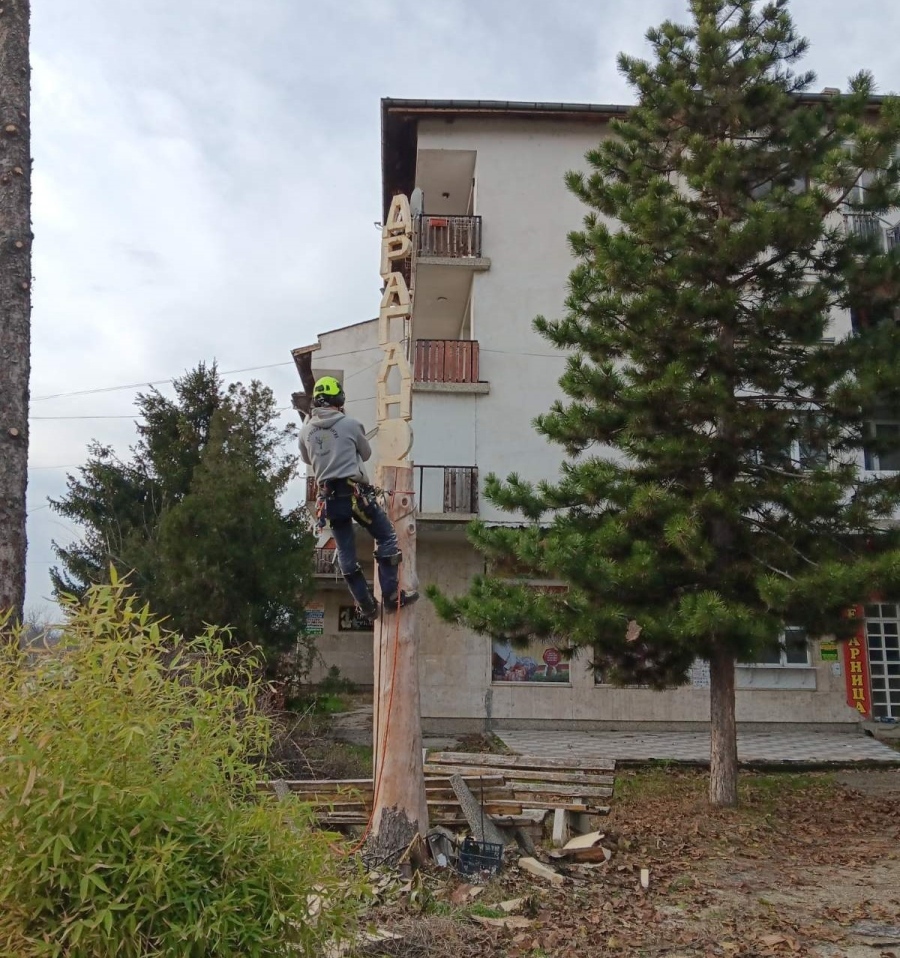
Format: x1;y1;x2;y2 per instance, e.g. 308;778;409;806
320;480;400;605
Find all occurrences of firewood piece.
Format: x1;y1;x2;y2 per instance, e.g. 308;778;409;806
517;856;564;886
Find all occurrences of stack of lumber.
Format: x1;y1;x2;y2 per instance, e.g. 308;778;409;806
260;751;615;830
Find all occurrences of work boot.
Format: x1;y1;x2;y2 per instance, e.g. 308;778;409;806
344;566;378;619
382;590;419;613
357;592;378;619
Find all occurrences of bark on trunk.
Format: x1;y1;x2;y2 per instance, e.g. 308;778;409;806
709;644;739;807
368;464;428;860
0;0;31;622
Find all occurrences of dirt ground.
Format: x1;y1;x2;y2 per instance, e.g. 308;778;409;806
360;767;900;958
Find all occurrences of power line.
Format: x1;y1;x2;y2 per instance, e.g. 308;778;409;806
30;405;297;423
31;360;297;403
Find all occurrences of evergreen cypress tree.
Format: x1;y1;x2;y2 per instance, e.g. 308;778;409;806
50;364;314;666
430;0;900;805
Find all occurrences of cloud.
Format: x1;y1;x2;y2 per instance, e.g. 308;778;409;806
25;0;900;611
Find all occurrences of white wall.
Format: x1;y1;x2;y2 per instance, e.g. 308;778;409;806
417;119;615;522
305;318;381;465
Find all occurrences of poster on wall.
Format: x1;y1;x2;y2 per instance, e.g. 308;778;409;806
339;605;374;632
819;642;839;662
689;660;710;689
304;602;325;636
491;637;570;684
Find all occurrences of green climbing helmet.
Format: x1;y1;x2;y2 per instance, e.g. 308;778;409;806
313;375;345;407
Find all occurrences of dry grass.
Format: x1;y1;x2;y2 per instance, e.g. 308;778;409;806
356;916;496;958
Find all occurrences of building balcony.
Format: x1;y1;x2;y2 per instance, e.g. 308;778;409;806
413;339;489;394
313;547;339;577
416;465;478;520
306;467;479;523
415;214;490;270
305;475;319;502
843;211;893;250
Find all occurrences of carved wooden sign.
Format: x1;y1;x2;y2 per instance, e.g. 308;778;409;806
377;195;415;469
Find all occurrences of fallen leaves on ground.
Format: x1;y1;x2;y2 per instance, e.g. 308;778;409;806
356;769;900;958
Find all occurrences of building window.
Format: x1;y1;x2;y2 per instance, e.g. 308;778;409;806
750;414;828;471
750;173;808;200
864;420;900;472
796;415;829;470
743;627;810;667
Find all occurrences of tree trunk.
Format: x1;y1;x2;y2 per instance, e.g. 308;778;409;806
0;0;31;623
368;464;428;863
708;644;738;807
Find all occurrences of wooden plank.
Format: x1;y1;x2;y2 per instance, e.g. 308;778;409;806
423;764;614;786
508;782;613;799
427;751;616;773
263;774;504;790
428;798;600;812
551;809;570;848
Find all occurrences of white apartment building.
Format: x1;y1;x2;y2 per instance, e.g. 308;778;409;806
292;98;900;732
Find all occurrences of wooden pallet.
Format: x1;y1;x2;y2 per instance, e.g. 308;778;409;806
261;751;617;831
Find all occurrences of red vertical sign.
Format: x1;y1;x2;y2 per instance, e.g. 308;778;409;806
843;605;872;719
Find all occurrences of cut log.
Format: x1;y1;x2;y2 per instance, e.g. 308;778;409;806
449;774;508;847
428;751;615;772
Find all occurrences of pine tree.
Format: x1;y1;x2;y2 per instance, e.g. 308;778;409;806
430;0;900;806
154;399;312;661
50;363;314;665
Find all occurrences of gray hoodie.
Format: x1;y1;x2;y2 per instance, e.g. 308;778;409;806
299;406;371;484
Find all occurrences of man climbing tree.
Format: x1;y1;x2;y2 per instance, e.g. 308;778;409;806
431;0;900;806
0;1;31;622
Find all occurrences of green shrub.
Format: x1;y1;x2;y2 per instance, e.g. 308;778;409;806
0;576;359;957
319;666;356;697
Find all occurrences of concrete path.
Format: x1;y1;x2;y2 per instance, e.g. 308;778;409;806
495;728;900;765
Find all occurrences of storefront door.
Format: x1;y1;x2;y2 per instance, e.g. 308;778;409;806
864;603;900;719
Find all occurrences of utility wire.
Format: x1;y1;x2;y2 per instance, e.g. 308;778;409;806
30;359;298;403
30;405;297;423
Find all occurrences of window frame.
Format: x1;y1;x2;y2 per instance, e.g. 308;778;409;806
864;419;900;473
740;627;812;669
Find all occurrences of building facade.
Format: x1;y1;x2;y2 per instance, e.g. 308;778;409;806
292;98;900;731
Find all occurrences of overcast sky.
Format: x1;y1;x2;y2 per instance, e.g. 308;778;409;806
25;0;900;616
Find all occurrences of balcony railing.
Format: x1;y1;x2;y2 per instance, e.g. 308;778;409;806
844;211;892;250
414;339;480;383
416;214;482;259
416;465;478;516
314;547;339;576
